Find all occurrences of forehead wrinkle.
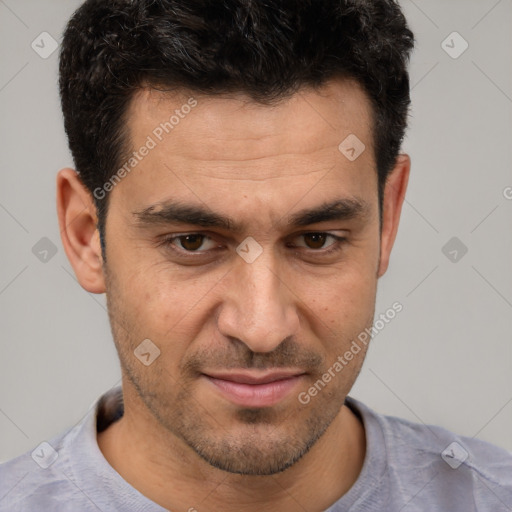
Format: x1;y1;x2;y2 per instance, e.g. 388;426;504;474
190;167;327;182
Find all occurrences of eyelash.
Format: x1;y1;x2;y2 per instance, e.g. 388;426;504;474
159;232;347;258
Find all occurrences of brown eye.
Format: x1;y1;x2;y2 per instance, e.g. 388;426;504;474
162;233;220;255
178;234;206;251
289;232;345;254
303;233;328;249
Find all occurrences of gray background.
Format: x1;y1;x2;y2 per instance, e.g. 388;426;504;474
0;0;511;462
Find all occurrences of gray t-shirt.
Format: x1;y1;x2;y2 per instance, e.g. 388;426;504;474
1;386;511;511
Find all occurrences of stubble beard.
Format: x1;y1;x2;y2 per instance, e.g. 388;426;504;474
103;264;369;476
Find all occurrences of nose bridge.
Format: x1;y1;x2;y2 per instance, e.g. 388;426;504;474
217;247;299;353
244;255;283;319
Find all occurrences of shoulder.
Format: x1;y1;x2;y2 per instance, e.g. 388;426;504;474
0;411;99;512
347;396;512;510
378;405;512;475
0;442;91;512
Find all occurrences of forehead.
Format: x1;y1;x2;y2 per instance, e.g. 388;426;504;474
127;78;373;161
114;78;377;218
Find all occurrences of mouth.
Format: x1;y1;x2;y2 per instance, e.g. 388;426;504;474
202;370;307;408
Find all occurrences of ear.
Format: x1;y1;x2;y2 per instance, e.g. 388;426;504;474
377;154;410;278
56;168;106;293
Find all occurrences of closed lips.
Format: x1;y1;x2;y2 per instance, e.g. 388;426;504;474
202;371;306;384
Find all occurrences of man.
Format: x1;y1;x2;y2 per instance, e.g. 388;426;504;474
1;0;511;510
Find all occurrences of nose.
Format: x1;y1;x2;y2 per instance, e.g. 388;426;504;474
217;249;300;353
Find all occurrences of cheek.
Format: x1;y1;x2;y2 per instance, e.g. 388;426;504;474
297;260;377;347
118;265;221;349
307;254;377;309
323;284;375;331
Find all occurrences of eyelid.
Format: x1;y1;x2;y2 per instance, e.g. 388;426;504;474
287;232;347;253
159;230;348;257
160;232;221;254
290;231;345;243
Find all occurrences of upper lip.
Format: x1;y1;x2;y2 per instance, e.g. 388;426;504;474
203;370;306;385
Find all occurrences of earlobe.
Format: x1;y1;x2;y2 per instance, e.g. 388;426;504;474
56;168;106;294
377;154;410;278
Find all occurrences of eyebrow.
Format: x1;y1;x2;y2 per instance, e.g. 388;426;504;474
133;197;371;233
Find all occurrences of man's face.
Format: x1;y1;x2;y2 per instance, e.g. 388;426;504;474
103;79;381;475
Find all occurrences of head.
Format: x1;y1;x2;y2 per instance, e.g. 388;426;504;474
57;0;413;475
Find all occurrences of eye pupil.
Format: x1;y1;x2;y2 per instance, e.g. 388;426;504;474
181;234;204;251
304;233;326;249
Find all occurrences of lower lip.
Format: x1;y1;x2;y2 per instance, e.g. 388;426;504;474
204;375;304;408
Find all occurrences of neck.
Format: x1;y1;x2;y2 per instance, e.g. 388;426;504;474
97;387;366;512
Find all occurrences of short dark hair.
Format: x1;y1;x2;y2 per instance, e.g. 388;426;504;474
59;0;414;239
